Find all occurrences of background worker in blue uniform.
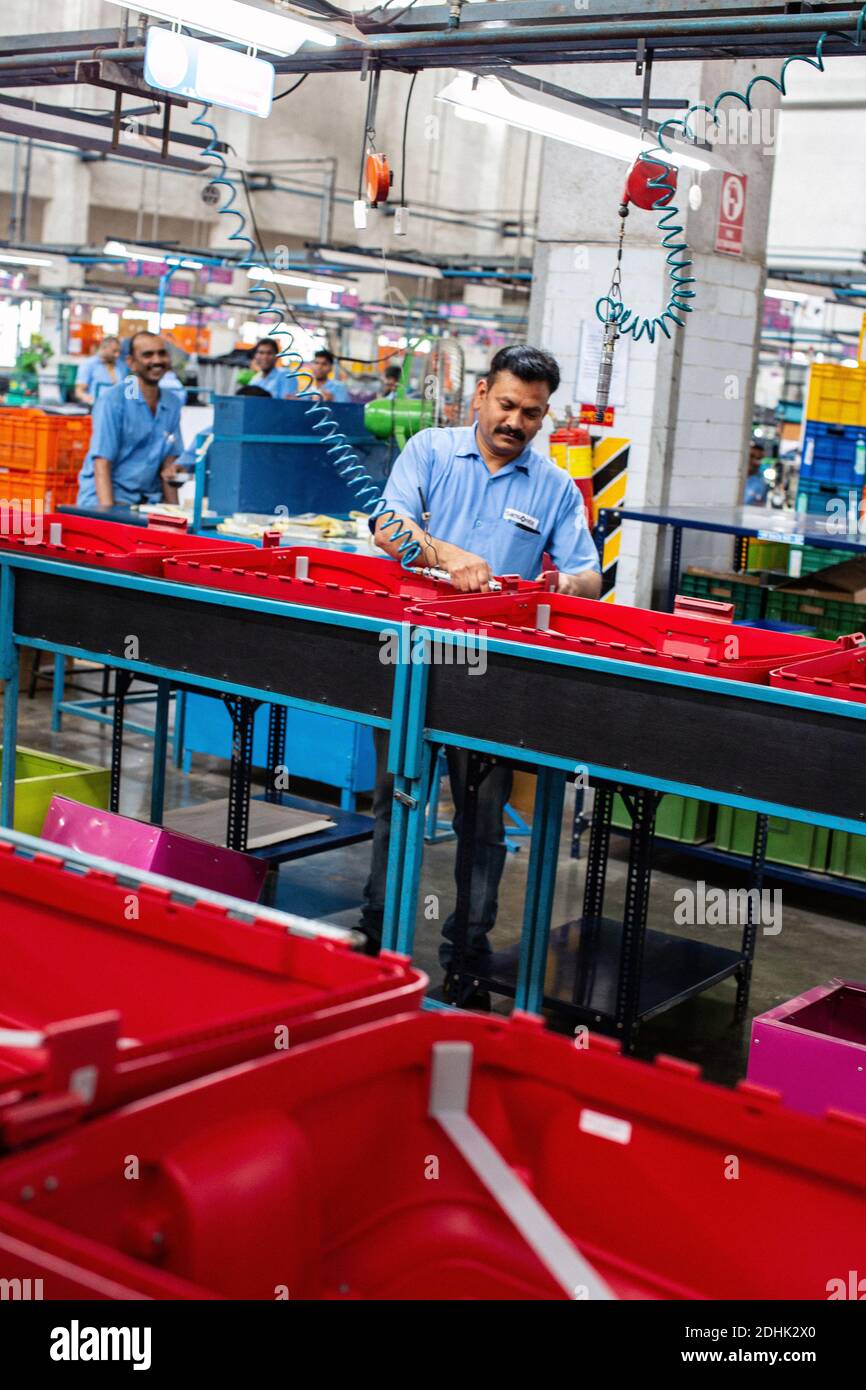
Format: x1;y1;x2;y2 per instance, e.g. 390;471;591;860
247;337;297;398
73;335;127;407
76;332;182;508
310;347;350;403
362;344;602;1005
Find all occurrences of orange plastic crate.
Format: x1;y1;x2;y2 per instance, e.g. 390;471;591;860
0;409;91;476
0;468;79;507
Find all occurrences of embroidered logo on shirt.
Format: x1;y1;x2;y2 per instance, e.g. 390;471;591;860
503;507;540;533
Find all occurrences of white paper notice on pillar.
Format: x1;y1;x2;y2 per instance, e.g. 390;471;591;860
575;320;630;407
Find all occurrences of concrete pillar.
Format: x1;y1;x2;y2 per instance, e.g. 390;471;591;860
529;60;780;605
38;152;91;354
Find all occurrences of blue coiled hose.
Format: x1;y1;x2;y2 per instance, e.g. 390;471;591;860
596;6;866;343
192;101;421;566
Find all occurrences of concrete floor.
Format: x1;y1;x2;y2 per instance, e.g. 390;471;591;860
13;663;866;1089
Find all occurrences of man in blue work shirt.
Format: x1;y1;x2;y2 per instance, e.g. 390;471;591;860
310;347;350;403
76;332;182;508
73;336;128;408
247;338;297;399
362;344;601;1006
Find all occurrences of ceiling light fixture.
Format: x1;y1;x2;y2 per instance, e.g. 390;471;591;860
106;0;336;57
246;266;347;294
0;252;54;267
436;74;714;172
316;248;444;280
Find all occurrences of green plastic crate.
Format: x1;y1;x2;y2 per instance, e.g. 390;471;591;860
0;746;110;836
715;805;829;871
827;831;866;883
612;792;713;844
793;546;858;578
745;539;790;573
680;569;765;621
766;589;866;641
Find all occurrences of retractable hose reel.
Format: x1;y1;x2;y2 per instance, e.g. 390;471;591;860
594;154;679;422
355;65;392;228
593;5;866;422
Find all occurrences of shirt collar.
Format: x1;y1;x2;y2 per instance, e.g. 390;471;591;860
456;424;534;474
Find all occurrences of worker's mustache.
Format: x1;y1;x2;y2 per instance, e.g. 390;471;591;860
495;427;525;442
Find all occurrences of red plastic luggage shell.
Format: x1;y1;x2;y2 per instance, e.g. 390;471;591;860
409;590;854;683
164;544;541;618
0;1010;865;1301
770;643;866;704
0;514;249;575
0;844;425;1123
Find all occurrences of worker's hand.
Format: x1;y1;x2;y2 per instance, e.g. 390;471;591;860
440;545;494;593
160;460;179;482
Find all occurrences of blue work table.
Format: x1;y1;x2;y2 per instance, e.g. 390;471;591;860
2;549;864;1050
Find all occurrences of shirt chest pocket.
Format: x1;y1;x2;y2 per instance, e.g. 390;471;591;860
489;516;546;577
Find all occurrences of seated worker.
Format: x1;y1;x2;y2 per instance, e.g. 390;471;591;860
310;347;350;403
76;332;182;508
363;344;601;1005
380;362;402;397
247;338;297;399
744;441;770;506
74;335;127;407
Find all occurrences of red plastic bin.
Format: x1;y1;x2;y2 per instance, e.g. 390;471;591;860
1;1010;865;1300
770;642;866;704
410;590;858;683
165;543;540;619
0;842;425;1137
0;512;250;575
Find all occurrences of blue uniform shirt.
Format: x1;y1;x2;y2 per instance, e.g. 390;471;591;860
77;380;183;506
327;379;350;403
381;425;600;580
249;366;297;399
75;355;128;401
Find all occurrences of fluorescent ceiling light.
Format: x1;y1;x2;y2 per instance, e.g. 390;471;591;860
106;0;336;56
765;289;809;303
0;252;54;267
436;75;714;172
104;241;204;270
317;248;444;280
247;266;346;294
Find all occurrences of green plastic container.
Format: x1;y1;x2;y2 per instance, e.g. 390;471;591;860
0;746;110;836
766;589;866;641
679;569;765;621
715;805;829;871
612;792;713;844
827;831;866;883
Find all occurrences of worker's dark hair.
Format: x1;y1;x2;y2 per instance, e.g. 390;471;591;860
127;330;165;357
314;348;335;365
253;338;277;354
384;363;402;381
486;345;560;396
237;384;271;396
100;335;120;346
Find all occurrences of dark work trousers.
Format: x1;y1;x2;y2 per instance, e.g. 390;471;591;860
360;728;513;971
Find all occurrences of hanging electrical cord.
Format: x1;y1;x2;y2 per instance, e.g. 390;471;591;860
274;73;309;101
400;71;418;210
195;101;421;566
595;7;866;345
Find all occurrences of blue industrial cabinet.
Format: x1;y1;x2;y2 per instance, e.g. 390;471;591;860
180;691;376;810
208;396;391;516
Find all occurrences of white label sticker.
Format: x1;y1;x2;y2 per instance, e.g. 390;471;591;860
579;1108;632;1145
503;507;540;531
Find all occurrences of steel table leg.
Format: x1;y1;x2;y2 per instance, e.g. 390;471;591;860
265;702;287;804
109;668;133;814
616;788;660;1052
516;766;566;1014
224;695;258;852
736;811;768;1021
665;525;683;612
449;748;494;1003
150;680;171;826
51;653;66;731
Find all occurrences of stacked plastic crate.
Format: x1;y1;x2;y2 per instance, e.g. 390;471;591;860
797;363;866;514
0;408;91;510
